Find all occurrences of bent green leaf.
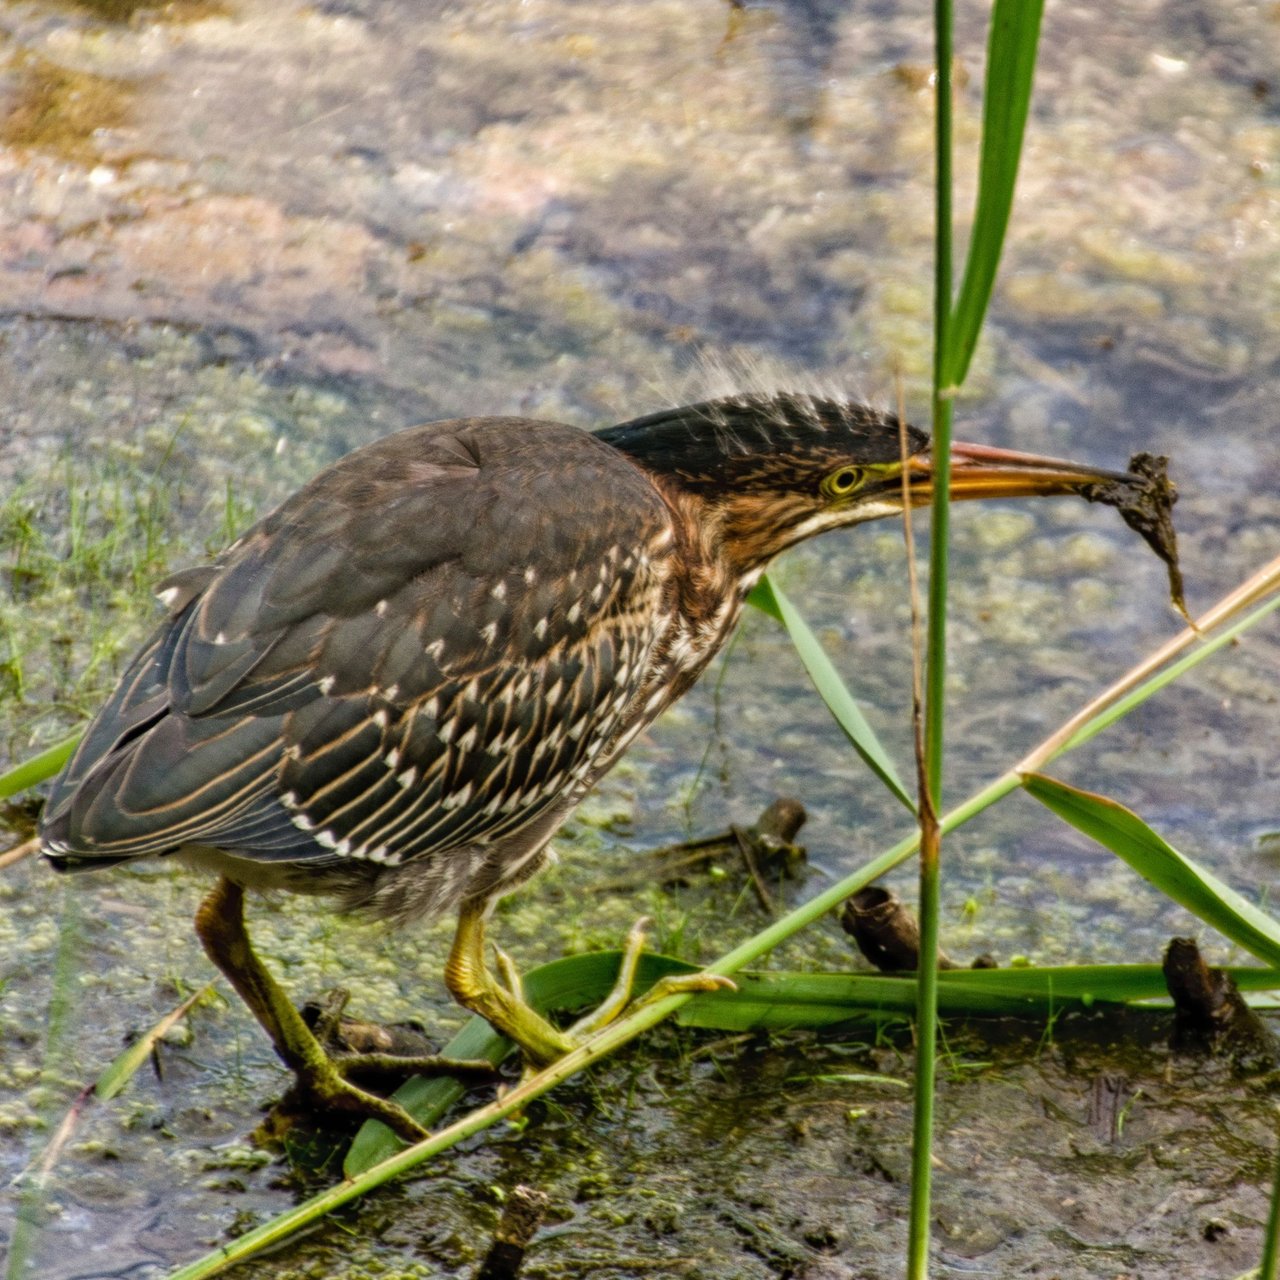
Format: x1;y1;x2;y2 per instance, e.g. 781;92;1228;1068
1023;773;1280;967
749;575;914;811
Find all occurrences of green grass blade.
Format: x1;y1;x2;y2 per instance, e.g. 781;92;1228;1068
943;0;1047;388
0;731;80;800
749;575;914;811
1024;773;1280;967
95;984;215;1101
1261;1116;1280;1280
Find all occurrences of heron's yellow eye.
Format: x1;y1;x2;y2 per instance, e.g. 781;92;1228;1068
821;466;865;499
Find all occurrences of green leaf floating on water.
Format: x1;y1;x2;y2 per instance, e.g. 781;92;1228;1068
344;949;1280;1174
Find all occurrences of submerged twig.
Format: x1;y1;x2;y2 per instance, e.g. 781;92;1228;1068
1163;937;1280;1067
842;886;949;971
601;798;807;894
475;1185;551;1280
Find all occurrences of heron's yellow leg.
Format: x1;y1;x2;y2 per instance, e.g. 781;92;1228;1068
445;901;734;1066
195;876;435;1142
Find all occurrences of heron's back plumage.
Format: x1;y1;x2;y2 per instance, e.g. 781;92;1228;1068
41;417;682;913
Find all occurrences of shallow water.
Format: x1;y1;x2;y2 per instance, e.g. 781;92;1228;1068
1;0;1279;1275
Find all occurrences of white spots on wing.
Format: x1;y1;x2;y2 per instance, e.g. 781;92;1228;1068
425;638;446;662
318;675;336;695
397;767;418;789
214;630;229;645
566;602;582;624
280;790;299;809
480;621;498;645
314;828;403;864
491;580;507;601
375;599;389;617
534;617;549;641
421;696;439;720
292;813;315;832
385;747;401;768
456;725;478;752
156;585;183;609
372;708;390;728
589;582;604;604
442;782;473;810
523;566;537;585
437;720;455;744
383;683;400;701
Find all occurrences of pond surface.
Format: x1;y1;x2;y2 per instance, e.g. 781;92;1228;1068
1;0;1279;1275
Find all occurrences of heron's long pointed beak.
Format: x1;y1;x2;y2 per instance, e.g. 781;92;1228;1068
907;442;1134;503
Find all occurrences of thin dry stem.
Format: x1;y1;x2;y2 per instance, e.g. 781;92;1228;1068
0;836;40;871
895;372;928;820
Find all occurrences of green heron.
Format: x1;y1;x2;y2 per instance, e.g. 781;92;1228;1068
40;391;1130;1140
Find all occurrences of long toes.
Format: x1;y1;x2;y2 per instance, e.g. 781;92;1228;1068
492;946;526;1000
336;1052;503;1088
277;1076;431;1145
641;972;737;1003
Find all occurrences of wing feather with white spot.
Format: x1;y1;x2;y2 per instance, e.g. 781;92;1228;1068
40;417;677;871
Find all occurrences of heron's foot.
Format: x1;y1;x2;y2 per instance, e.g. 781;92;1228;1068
563;917;736;1038
195;879;493;1146
303;988;501;1088
446;909;734;1071
277;1052;433;1144
279;988;499;1141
